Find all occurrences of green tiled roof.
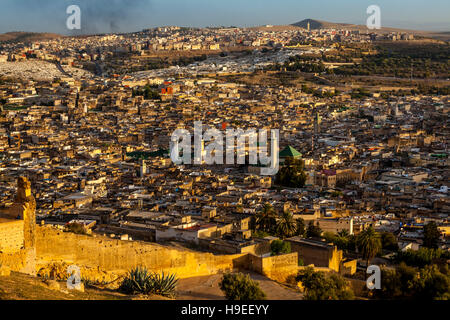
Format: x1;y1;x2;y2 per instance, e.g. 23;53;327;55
279;146;302;158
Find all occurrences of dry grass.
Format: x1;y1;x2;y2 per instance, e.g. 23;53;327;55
0;272;170;300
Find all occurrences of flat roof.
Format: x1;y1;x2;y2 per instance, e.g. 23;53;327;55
287;237;335;249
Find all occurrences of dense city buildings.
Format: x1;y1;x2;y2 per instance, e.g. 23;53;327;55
0;18;449;301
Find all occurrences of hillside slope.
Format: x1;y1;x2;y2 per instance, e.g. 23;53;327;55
0;32;63;43
0;272;169;300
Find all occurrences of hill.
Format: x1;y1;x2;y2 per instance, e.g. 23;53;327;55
291;19;450;40
292;19;355;30
0;32;63;43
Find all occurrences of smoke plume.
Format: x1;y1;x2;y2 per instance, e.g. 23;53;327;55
5;0;153;35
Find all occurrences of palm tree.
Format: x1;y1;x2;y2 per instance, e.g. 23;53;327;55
255;203;277;233
356;227;382;266
276;211;297;239
337;230;350;238
335;229;351;251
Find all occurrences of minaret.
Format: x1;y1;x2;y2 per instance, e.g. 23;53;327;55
314;111;321;135
312;110;321;152
75;90;79;109
140;159;147;178
307;21;311;32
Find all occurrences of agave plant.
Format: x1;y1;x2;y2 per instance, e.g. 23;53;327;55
149;271;178;298
119;267;178;297
119;266;153;295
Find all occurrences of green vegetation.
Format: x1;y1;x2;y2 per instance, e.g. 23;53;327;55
276;157;307;188
119;267;178;298
253;207;305;239
306;221;322;238
295;218;306;237
219;273;266;300
423;222;442;249
176;54;208;66
251;230;271;239
132;84;161;100
276;211;297;238
322;230;357;251
300;84;339;98
381;232;399;251
270;240;291;256
288;61;327;74
296;267;354;300
3;104;29;111
335;42;450;79
350;87;371;99
266;55;327;74
395;248;450;268
254;203;277;234
411;84;450;96
372;263;450;300
356;227;382;265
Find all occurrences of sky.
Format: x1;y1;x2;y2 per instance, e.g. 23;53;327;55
0;0;449;35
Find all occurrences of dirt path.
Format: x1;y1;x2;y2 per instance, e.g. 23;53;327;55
176;272;303;300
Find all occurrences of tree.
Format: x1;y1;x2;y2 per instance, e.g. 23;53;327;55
423;222;441;249
335;230;352;250
276;211;297;238
322;230;355;251
356;227;382;266
395;248;450;268
271;240;291;256
133;84;161;100
296;267;354;300
219;273;266;300
276;157;307;188
295;218;306;237
337;230;350;238
372;263;450;300
413;264;450;300
381;232;399;251
373;263;416;299
306;221;322;238
255;203;277;233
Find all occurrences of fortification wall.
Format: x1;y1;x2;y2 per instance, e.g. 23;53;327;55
0;177;37;276
0;248;36;275
248;253;299;283
0;220;24;253
36;226;249;279
288;241;343;272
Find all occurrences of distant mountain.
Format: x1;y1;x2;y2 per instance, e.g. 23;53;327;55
291;19;356;30
0;32;63;43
